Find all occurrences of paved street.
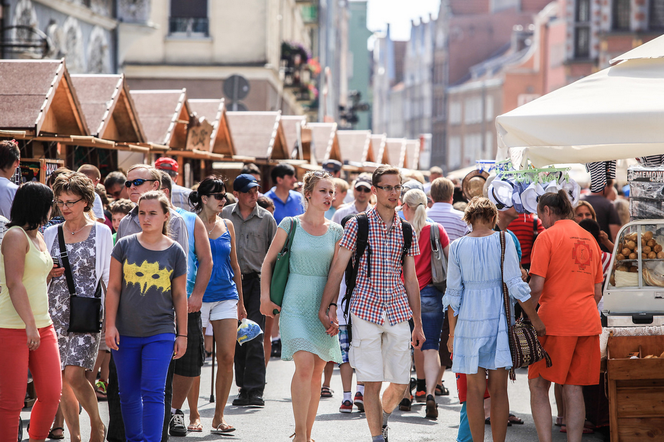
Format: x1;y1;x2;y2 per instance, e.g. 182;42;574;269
20;355;607;441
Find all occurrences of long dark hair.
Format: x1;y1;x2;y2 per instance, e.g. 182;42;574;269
538;189;574;220
189;175;226;212
8;182;54;231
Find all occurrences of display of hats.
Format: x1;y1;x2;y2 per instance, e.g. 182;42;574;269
520;182;543;214
462;169;490;201
561;177;581;206
488;178;514;210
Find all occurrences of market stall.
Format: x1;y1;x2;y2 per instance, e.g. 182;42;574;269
306;122;342;165
385;138;407;169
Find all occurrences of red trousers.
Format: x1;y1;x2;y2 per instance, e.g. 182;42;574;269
0;325;62;441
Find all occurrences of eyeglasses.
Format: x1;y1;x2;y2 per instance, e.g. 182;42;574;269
125;179;157;188
55;198;83;208
355;186;371;193
375;185;402;194
205;193;227;201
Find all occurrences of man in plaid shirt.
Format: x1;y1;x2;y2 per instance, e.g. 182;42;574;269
319;166;425;442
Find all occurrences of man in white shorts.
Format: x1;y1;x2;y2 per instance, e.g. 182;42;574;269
319;166;425;442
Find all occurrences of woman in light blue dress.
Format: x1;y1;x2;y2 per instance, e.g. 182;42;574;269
444;197;544;442
261;171;342;442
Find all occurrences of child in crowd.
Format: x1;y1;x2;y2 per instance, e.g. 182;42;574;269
109;199;135;244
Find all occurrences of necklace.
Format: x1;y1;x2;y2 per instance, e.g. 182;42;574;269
206;220;216;235
65;221;89;236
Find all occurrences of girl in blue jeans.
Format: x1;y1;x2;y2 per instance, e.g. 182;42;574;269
105;191;188;442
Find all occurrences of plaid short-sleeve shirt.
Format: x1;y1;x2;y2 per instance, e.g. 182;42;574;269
339;208;420;326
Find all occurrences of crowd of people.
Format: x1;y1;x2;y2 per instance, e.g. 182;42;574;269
0;134;631;442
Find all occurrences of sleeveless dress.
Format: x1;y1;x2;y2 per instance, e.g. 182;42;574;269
49;227;100;370
278;217;343;363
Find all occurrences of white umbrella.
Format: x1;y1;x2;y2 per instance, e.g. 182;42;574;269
496;35;664;169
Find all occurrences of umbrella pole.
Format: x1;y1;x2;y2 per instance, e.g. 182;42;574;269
210;327;215;403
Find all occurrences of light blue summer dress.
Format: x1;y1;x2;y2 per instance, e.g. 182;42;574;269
443;232;531;374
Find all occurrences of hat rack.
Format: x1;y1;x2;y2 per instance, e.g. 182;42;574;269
497;166;571;184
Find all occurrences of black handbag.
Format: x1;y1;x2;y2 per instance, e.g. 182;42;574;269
58;225;103;334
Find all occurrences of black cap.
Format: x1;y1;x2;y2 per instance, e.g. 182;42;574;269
322;159;342;173
233;174;260;193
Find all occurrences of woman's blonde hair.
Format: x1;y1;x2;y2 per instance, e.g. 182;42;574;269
302;170;333;202
138;191;170;236
462;197;498;227
402;189;428;234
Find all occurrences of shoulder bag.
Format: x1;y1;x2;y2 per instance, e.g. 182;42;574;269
430;223;448;291
270;217;297;314
499;231;551;380
58;225;104;333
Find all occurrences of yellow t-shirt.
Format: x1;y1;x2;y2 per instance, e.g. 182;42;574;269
0;226;53;329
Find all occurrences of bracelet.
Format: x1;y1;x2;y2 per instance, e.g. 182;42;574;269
177;335;188;338
329;303;337;308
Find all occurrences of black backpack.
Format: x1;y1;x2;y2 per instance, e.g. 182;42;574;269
340;212;413;341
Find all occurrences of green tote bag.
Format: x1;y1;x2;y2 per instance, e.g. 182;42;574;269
270;217;297;314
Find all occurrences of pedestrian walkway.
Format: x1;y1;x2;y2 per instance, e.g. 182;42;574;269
22;359;605;441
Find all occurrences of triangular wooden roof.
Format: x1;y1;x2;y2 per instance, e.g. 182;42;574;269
280;115;307;159
405;139;420;170
337;130;373;165
299;124;316;164
0;59;88;137
188;99;235;156
307;122;341;164
225;111;289;161
70;74;146;143
385;138;407;168
130;89;189;148
371;134;388;164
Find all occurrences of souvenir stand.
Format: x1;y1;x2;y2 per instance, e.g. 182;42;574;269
495;36;664;441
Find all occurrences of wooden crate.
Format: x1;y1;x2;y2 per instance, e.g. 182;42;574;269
607;335;664;441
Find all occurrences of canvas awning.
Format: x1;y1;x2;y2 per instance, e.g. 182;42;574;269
225;111;289;161
496;35;664;168
337;130;373;166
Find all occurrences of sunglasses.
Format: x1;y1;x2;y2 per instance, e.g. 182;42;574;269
355;186;371;193
205;193;227;201
125;179;158;188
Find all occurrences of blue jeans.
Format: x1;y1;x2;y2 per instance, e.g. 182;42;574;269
457;402;472;442
112;334;175;442
420;285;444;350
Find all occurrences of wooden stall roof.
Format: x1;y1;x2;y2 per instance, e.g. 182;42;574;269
280;115;307;159
299;124;316;164
0;59;88;137
307;122;341;164
188;99;235;156
225;111;289;161
385;138;407;169
405;139;420;171
371;134;388;165
337;130;373;165
130;89;189;149
70;74;146;143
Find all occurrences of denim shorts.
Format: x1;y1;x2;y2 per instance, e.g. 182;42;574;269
338;325;350;365
420;285;444;351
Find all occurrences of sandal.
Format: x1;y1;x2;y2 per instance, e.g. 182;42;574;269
435;383;449;396
211;422;236;434
188;421;203;432
320;386;333;398
508;413;524;425
555;416;564;426
485;417;512;426
560;425;594;434
48;427;65;440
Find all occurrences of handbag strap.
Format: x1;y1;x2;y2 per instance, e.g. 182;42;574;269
57;224;102;299
500;231;517;380
286;217;297;249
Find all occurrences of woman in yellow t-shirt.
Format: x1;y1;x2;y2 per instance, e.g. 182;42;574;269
0;182;63;442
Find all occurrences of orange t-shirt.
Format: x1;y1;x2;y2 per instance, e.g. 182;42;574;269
530;219;603;336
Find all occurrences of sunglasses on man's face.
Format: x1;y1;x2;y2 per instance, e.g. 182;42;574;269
125;179;157;188
356;186;371;193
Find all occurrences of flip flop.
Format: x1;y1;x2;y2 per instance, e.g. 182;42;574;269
508;413;524;424
47;427;65;440
188;421;203;432
211;423;236;434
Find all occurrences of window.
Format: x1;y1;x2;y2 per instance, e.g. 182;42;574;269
169;0;209;36
613;0;630;31
449;101;462;125
463;133;482;165
464;97;482;125
485;96;494;121
448;136;461;169
574;0;591;58
650;0;664;29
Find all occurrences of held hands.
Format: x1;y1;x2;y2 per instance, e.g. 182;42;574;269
26;325;40;351
106;326;120;351
319;305;339;336
173;336;187;359
260;297;280;318
411;324;426;350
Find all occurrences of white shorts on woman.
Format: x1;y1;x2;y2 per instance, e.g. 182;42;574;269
201;299;238;332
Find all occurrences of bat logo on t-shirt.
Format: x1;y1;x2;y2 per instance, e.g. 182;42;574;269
124;260;172;295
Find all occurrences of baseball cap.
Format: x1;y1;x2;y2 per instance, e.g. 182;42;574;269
401;179;424;198
233;174;260;193
154;157;178;172
354;176;372;189
323;159;342;173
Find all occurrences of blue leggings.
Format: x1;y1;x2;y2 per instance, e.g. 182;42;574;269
112;334;175;442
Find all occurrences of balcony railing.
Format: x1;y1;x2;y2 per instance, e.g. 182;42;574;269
169;17;209;36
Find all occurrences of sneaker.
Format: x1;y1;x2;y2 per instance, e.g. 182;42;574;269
425;394;438;419
339;399;353;413
169;409;187;437
414;390;427;403
247;393;265;407
353;391;364;412
382;424;389;442
232;390;248;406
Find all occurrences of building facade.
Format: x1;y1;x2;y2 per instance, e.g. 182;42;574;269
346;0;372;130
403;16;435;140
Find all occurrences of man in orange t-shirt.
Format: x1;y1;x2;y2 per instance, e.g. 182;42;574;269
528;192;603;442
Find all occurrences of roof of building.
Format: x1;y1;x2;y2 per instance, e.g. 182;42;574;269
188;99;235;156
130;89;189;148
225;111;289;160
385;138;407;168
307;122;341;163
337;130;373;164
280;115;307;159
371;134;388;164
405;139;420;170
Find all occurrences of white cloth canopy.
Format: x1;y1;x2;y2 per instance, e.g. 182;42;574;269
496;35;664;169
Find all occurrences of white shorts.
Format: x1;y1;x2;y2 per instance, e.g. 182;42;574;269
348;312;411;384
200;299;238;330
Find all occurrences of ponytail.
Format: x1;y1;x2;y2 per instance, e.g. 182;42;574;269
402;189;428;234
538;189;574;220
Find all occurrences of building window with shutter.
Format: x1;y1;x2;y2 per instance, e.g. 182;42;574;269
169;0;209;36
613;0;631;31
574;0;591;58
650;0;664;29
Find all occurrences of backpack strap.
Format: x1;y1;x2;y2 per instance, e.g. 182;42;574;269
401;220;412;266
356;213;370;277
